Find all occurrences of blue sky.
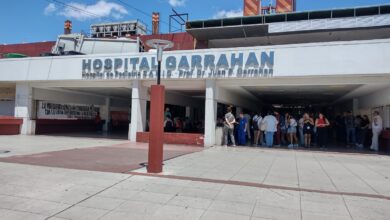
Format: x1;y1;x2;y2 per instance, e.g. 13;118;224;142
1;0;390;44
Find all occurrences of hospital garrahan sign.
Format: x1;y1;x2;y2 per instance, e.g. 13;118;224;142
81;50;274;80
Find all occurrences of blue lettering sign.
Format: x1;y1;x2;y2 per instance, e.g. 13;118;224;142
178;56;190;71
216;54;229;70
139;57;150;71
245;52;259;69
191;55;202;70
166;56;177;71
261;51;274;69
204;55;215;71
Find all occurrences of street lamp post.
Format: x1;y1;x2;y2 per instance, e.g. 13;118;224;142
145;39;174;173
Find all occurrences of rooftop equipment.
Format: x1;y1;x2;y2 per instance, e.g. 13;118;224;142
90;20;147;38
50;33;143;56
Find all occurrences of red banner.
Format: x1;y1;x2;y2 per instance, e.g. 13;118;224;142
244;0;261;16
276;0;296;13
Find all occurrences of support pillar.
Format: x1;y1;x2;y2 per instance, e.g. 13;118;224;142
129;80;147;142
14;83;35;135
148;85;165;173
353;98;359;116
204;79;217;147
102;97;110;133
185;106;191;118
236;107;243;118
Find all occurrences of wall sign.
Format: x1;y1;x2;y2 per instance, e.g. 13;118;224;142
0;86;15;100
81;50;275;80
37;101;100;120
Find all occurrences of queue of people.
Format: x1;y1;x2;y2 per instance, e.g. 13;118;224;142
334;111;383;151
221;107;384;152
163;108;204;133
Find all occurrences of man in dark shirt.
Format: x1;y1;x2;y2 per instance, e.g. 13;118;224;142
344;111;356;146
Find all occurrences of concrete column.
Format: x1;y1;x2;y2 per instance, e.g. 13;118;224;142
353;98;359;116
185;106;191;118
204;79;217;147
236;107;243;118
101;97;110;132
129;80;148;142
14;83;35;135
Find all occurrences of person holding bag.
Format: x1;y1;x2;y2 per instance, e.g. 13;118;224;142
303;113;314;148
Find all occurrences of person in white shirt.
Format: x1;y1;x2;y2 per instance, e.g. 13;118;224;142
252;113;263;146
262;111;278;147
370;111;383;151
287;115;298;149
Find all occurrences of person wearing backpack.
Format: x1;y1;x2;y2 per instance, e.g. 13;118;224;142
252;113;263;146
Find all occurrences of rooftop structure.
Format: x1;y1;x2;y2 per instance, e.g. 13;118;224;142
90;20;147;38
186;4;390;48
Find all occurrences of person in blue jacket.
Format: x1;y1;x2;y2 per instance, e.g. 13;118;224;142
237;112;248;146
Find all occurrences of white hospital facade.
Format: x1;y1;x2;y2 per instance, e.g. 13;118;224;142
0;5;389;147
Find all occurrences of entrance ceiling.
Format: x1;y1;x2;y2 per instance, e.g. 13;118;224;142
243;84;362;105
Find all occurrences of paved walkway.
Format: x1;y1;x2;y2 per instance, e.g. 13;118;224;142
0;135;389;219
0;135;201;173
135;147;390;197
0;135;126;157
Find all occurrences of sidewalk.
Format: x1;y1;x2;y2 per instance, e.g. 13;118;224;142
0;135;389;219
135;146;390;197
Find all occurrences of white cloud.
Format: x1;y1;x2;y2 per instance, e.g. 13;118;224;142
44;0;128;21
213;9;243;19
168;0;186;7
44;3;57;15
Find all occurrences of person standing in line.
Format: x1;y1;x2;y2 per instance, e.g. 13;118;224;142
298;115;305;146
344;111;356;147
287;115;298;149
354;115;363;148
223;107;236;147
359;115;370;148
94;112;102;132
165;107;172;119
273;111;282;147
244;112;252;144
303;113;315;148
280;113;289;146
164;115;175;132
370;111;383;152
315;113;330;150
252;113;263;146
257;114;266;146
263;111;278;148
237;112;248;146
